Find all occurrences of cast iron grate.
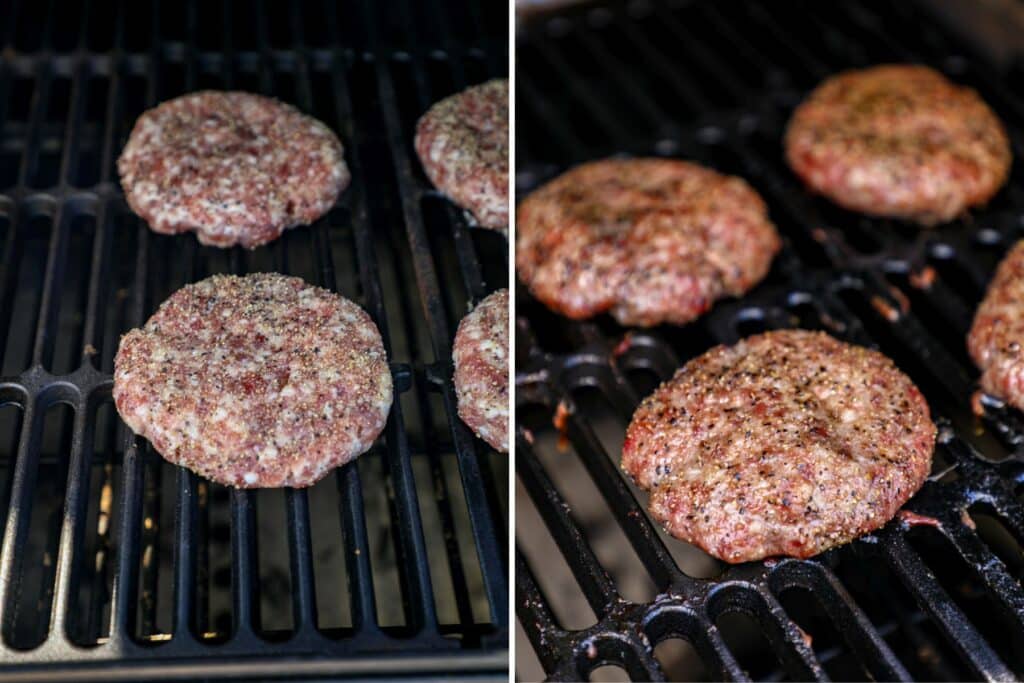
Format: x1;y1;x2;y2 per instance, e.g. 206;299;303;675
516;1;1024;680
0;0;507;679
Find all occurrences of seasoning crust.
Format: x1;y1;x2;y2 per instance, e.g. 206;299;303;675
113;273;392;488
622;329;935;563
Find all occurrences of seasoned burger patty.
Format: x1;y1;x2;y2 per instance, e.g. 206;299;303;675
785;64;1011;225
453;289;509;452
118;91;349;248
113;273;391;488
415;79;509;233
516;158;781;327
622;330;935;563
969;240;1024;411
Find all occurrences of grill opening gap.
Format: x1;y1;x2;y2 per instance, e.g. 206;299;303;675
74;75;110;189
28;77;71;189
308;475;353;635
255;488;295;640
48;211;96;375
133;458;176;644
0;403;22;544
9;76;36;123
12;3;46;56
68;399;120;647
356;451;409;632
388;57;427;165
98;208;139;373
515;619;547;683
588;663;631;682
833;546;975;680
4;402;74;651
907;525;1024;676
421;196;469;331
515;292;583;354
927;251;985;308
967;504;1024;584
51;5;86;52
200;482;233;643
2;211;53;376
714;608;789;681
548;386;660;603
157;60;188;102
652;637;707;682
411;419;492;637
471;229;508;292
85;0;116;51
776;585;872;681
284;224;315;282
885;271;974;370
515;473;598;631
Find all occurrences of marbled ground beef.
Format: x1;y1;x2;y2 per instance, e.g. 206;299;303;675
113;273;391;488
516;158;781;327
453;289;509;452
785;64;1010;225
622;329;935;563
119;91;349;248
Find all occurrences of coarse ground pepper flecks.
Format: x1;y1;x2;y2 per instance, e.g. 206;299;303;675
113;273;391;488
622;329;935;563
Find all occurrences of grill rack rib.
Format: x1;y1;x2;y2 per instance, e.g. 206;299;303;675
0;0;508;678
517;1;1024;680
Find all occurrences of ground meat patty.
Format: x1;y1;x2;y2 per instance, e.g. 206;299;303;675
415;79;508;233
622;329;935;563
516;158;781;327
785;64;1011;225
113;273;391;488
118;91;349;248
968;240;1024;411
453;289;508;452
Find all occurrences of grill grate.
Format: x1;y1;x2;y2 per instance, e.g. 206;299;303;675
516;1;1024;681
0;0;507;679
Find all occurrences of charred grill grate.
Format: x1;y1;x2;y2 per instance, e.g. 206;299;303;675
0;0;507;679
516;1;1024;681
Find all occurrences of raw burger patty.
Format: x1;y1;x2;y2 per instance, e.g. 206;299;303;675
415;79;508;233
118;91;350;248
516;158;781;327
453;289;508;452
622;329;935;563
969;240;1024;411
785;64;1011;225
113;273;391;488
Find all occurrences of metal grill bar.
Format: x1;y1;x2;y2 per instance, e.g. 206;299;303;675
883;534;1012;681
360;0;508;636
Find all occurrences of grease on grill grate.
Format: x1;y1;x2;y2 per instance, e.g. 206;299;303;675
517;1;1024;681
0;0;507;678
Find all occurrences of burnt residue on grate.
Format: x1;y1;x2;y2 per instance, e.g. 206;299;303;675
0;0;507;679
517;1;1024;681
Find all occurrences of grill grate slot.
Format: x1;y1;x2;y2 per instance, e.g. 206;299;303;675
517;1;1024;680
0;0;507;677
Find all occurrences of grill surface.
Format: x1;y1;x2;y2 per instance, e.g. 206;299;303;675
516;1;1024;681
0;0;508;679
